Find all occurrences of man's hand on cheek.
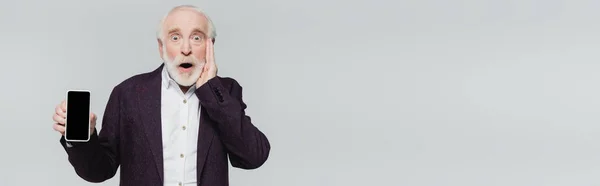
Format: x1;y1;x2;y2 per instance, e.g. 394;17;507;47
196;38;217;87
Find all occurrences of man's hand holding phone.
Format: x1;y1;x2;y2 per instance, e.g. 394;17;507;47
52;100;96;138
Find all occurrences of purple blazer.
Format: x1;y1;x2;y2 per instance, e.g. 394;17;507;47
59;64;271;186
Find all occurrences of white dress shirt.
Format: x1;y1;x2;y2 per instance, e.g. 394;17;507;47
160;66;201;186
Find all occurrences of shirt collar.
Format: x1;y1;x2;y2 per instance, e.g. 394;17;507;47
161;65;178;89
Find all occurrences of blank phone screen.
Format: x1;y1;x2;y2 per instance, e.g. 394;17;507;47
65;91;91;141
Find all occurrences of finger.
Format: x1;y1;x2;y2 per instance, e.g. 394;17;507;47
61;100;66;111
209;41;217;70
207;39;214;63
205;39;211;61
53;123;65;133
53;114;66;124
90;113;97;122
56;105;66;118
200;61;209;76
209;43;217;74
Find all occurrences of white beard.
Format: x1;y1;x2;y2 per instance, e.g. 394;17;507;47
162;48;205;87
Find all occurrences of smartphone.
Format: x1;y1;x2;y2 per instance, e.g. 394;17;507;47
65;90;91;142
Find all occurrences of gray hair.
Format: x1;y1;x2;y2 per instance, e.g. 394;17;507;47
156;5;217;42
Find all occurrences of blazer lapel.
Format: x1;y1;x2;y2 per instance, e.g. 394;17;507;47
196;105;215;178
136;65;164;182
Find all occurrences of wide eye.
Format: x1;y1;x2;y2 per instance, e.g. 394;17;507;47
171;35;180;41
193;35;202;41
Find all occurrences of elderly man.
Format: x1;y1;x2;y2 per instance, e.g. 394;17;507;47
51;5;271;186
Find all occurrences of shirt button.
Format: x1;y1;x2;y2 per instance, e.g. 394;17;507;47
183;99;187;104
180;154;184;158
182;126;186;130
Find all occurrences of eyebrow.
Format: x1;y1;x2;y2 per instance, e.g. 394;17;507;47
167;27;180;35
192;28;207;36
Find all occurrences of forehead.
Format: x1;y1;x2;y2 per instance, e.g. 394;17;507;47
163;8;209;33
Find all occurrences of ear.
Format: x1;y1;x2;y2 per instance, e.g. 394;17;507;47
157;39;164;59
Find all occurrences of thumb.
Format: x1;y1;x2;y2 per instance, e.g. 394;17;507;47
200;64;208;77
90;113;97;122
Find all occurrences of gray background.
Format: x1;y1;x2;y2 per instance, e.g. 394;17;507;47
1;0;600;185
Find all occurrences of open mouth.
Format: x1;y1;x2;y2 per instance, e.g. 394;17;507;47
179;63;193;69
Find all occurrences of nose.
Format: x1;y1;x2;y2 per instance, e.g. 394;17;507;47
180;40;192;56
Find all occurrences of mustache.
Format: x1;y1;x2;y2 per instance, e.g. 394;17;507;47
169;54;205;65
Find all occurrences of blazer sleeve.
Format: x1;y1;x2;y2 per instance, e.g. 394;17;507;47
195;77;271;169
59;85;121;182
